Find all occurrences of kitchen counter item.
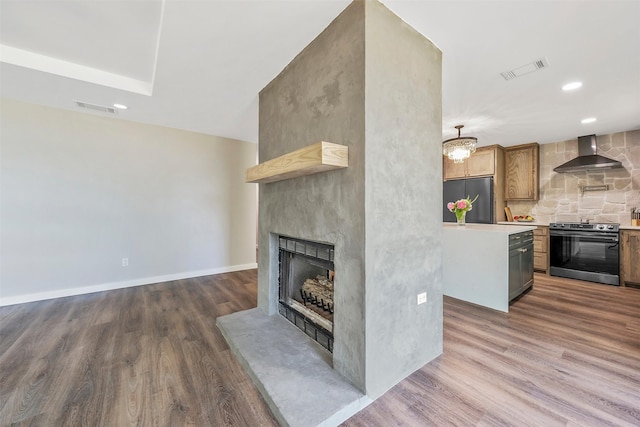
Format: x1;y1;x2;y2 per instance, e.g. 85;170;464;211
505;206;513;222
631;207;639;225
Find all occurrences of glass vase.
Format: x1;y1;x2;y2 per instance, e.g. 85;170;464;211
455;211;466;226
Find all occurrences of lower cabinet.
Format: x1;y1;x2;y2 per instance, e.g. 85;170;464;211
621;230;640;287
533;226;549;273
509;231;534;301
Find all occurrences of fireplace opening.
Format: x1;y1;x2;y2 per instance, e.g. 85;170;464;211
278;236;334;352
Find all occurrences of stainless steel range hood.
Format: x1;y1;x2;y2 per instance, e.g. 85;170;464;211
553;134;623;173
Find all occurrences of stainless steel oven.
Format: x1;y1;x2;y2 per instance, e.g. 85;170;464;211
549;222;620;285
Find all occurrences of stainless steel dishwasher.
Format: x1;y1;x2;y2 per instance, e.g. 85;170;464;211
509;230;534;301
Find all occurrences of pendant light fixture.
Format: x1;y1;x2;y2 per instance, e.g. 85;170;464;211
442;125;477;164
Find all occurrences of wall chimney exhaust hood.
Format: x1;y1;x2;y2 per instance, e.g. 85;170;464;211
553;134;623;173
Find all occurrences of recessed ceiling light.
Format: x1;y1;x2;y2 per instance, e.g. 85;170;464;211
581;117;596;124
113;103;128;110
562;82;582;91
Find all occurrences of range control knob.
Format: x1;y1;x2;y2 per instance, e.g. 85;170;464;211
607;225;615;229
597;224;605;230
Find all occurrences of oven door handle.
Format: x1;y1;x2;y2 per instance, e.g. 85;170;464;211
550;231;619;241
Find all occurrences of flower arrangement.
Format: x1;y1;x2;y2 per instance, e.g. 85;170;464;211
447;195;479;224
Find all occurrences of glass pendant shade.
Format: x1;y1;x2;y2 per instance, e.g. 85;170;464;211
443;125;477;164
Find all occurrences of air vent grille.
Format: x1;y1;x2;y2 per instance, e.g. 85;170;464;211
501;57;549;80
75;100;117;114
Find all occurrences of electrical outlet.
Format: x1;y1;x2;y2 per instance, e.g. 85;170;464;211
122;258;129;267
417;292;427;305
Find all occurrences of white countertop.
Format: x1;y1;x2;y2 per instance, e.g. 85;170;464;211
498;221;640;230
444;223;537;234
620;225;640;230
497;221;549;227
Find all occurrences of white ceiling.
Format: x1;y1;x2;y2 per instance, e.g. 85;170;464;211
1;0;639;148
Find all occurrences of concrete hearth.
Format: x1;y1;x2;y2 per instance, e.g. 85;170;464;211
219;0;443;424
217;309;371;427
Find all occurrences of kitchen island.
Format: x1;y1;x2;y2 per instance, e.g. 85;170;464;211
443;223;537;312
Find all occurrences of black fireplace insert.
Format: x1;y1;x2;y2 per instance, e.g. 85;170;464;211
278;236;334;352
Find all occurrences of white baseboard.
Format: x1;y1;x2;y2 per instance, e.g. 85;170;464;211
0;263;258;307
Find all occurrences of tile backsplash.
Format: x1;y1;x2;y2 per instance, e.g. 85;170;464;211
508;129;640;225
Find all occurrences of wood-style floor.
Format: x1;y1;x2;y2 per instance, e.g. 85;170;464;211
0;270;278;426
344;275;640;426
1;272;639;426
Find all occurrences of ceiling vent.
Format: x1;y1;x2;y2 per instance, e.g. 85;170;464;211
74;100;117;114
500;57;550;80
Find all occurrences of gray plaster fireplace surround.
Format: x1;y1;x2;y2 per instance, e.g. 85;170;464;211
217;1;444;425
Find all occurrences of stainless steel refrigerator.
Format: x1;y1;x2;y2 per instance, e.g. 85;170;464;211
443;177;494;224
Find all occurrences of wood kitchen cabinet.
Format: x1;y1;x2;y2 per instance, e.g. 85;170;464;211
443;144;506;223
443;145;500;180
443;158;467;180
533;226;549;273
621;230;640;287
505;142;539;200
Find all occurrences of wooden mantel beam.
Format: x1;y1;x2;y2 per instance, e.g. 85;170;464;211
245;141;348;184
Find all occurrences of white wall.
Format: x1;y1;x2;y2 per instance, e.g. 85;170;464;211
0;99;257;305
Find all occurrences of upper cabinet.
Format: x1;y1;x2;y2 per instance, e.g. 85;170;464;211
443;146;498;180
467;149;496;177
443;144;506;222
505;143;540;201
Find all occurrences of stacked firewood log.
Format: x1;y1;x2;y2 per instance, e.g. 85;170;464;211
301;275;334;306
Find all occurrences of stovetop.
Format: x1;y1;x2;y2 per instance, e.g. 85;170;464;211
550;222;620;232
